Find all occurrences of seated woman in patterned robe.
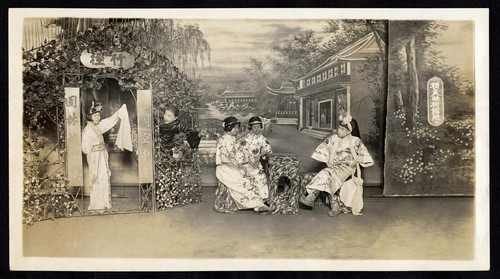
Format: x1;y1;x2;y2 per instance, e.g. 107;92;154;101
240;116;272;202
299;113;374;216
214;116;270;212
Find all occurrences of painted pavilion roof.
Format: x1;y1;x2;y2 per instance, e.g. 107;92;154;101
267;82;296;95
292;31;386;81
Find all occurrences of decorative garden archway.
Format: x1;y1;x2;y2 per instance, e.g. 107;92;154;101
23;19;205;224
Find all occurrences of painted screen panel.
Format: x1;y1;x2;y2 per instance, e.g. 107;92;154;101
384;21;474;196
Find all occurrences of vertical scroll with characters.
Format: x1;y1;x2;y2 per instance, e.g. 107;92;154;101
64;88;83;187
137;90;154;184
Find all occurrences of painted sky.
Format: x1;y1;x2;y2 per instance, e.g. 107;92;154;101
180;19;327;87
22;19;475;87
182;19;474;88
433;21;474;83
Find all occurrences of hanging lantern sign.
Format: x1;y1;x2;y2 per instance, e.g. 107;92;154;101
80;51;134;69
427;76;445;127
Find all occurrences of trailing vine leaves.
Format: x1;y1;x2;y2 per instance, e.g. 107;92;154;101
23;19;211;220
23;113;77;225
24;19;209;126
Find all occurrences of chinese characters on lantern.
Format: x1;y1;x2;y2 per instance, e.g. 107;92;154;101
80;51;134;69
427;77;445;127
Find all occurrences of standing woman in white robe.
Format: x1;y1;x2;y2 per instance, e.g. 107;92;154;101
299;113;374;216
81;102;128;212
215;116;269;212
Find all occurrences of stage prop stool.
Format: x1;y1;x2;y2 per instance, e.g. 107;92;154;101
267;153;301;214
213;181;239;213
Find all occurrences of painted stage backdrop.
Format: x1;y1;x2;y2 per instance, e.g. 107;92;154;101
384;21;474;195
195;20;388;187
21;17;476;226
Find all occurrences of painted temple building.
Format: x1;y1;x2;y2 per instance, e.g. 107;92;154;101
266;82;298;125
291;31;386;185
217;90;257;107
291;31;386;140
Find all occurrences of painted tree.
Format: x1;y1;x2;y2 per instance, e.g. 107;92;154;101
322;19;387;58
386;21;475;195
388;21;446;129
242;58;277;117
269;30;324;82
50;18;210;79
135;19;211;78
243;30;324;116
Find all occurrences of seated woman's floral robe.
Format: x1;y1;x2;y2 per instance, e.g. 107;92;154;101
215;133;266;210
305;134;374;196
240;133;272;199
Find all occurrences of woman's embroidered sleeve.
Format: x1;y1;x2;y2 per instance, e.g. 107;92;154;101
261;136;272;154
216;136;238;165
311;135;333;163
354;138;374;167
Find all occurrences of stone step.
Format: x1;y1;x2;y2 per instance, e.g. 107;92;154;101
299;128;331;140
276;117;298;125
363;186;384;197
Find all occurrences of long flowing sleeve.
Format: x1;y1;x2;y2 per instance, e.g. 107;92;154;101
181;122;202;149
115;104;133;151
216;137;234;165
352;137;374;168
81;126;93;155
186;132;202;148
98;106;122;133
311;134;335;163
159;120;201;150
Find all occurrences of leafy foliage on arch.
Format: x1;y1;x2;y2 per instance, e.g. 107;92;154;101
22;19;210;221
23;20;203;124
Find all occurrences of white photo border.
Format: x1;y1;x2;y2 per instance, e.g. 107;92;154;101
9;8;489;271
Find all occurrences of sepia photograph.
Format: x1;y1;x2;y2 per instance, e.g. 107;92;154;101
9;8;489;271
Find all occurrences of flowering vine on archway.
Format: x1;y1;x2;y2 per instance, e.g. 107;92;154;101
23;19;211;224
